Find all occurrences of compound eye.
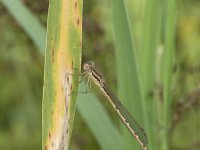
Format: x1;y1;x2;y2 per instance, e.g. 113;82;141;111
83;61;95;71
89;61;94;67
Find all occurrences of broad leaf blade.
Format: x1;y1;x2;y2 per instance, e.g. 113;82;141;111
42;0;82;149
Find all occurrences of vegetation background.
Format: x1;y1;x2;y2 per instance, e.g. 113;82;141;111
0;0;199;150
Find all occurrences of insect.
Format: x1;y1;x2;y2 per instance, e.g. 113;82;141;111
82;61;148;150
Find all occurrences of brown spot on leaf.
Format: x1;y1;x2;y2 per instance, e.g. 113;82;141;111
45;145;47;150
52;110;54;115
49;132;51;139
71;61;74;69
67;75;69;83
77;18;80;25
65;97;68;112
79;42;82;48
51;45;55;63
75;1;77;9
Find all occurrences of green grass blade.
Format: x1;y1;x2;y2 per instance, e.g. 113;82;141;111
161;1;176;149
111;0;144;149
0;0;46;54
77;83;123;150
42;0;82;149
139;0;161;149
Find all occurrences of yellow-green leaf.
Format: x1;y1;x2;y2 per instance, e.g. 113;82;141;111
42;0;82;149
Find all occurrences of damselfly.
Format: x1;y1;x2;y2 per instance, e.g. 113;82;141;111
82;61;148;150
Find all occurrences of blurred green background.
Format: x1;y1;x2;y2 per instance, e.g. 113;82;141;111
0;0;199;150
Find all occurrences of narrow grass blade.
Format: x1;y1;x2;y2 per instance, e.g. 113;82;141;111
0;0;46;54
161;0;176;149
139;0;161;149
42;0;82;149
111;0;145;149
